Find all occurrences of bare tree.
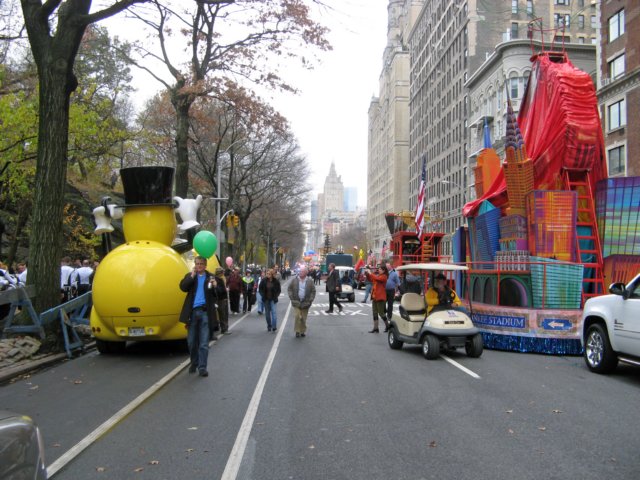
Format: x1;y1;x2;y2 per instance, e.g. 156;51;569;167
125;0;330;197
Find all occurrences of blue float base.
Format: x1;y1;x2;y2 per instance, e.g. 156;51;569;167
481;332;583;355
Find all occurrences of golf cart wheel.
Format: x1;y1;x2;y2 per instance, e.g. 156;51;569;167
348;294;355;302
465;333;484;358
421;334;440;360
388;328;403;350
584;324;618;373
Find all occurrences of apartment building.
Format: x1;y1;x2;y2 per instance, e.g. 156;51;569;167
367;0;425;252
405;0;596;253
597;0;639;177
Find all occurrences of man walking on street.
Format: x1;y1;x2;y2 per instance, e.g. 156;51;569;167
179;256;218;377
325;263;343;314
288;266;316;337
214;267;230;336
259;268;281;332
227;268;242;314
385;262;401;323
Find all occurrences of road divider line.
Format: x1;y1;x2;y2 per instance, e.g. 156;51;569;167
221;303;292;480
47;313;250;478
47;356;191;477
441;354;481;379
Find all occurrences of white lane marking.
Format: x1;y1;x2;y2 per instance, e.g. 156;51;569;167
48;314;249;478
47;357;189;477
221;303;292;480
441;354;481;379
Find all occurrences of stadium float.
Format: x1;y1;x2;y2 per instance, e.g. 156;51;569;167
456;37;640;354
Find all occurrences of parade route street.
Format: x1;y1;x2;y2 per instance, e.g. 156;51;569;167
2;286;640;479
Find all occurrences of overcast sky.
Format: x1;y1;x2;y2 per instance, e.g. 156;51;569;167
105;1;388;208
267;1;388;207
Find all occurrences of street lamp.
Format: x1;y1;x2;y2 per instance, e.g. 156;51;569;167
441;180;467;205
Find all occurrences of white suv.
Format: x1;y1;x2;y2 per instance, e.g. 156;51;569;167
580;273;640;373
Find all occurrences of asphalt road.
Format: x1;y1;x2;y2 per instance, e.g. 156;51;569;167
2;284;640;480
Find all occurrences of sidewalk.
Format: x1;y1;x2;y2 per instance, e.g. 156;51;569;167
0;337;91;384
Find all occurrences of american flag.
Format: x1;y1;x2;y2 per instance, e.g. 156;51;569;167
366;249;374;265
415;155;427;238
381;241;388;257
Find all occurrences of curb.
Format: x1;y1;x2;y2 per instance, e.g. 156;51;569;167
0;342;96;384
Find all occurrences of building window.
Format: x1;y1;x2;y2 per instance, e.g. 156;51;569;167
591;15;596;28
527;0;533;15
609;54;625;80
578;37;585;44
578;15;584;29
608;99;626;130
511;23;519;39
510;77;519;99
512;0;518;14
609;10;625;42
555;0;570;5
578;0;584;7
555;14;570;27
607;146;625;176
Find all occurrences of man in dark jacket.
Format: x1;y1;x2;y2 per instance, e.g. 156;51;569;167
325;263;343;313
214;267;230;335
179;256;218;377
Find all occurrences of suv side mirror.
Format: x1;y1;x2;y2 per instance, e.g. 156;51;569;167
609;282;626;295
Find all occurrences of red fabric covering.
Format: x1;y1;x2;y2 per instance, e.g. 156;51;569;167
354;258;365;270
464;54;607;217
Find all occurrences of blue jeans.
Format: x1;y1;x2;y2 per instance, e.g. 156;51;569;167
363;283;372;302
264;300;277;329
256;292;264;313
187;309;209;371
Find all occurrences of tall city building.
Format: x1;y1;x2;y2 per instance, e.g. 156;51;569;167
407;0;597;254
597;0;639;177
367;0;425;252
343;187;358;212
322;162;344;216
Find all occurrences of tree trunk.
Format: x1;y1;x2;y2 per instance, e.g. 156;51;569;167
173;93;192;198
29;69;71;315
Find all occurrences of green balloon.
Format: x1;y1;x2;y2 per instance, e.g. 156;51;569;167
193;230;218;258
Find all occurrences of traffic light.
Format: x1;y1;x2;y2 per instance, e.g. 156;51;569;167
233;214;239;227
226;215;232;227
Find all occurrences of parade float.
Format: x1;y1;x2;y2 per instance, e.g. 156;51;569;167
89;166;219;353
380;211;445;268
456;45;640;355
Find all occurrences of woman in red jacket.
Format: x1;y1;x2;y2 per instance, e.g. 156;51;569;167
365;264;389;333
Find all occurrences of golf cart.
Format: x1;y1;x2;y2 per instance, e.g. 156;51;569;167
387;263;483;359
335;266;356;302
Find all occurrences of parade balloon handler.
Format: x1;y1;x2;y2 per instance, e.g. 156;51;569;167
179;256;218;377
425;272;466;316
